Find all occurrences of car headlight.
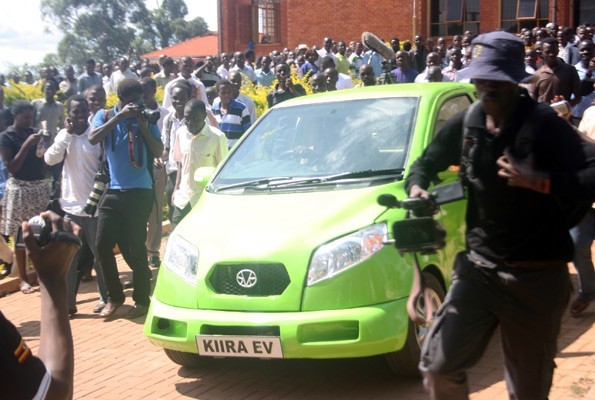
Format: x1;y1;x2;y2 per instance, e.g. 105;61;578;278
307;223;387;286
163;233;199;286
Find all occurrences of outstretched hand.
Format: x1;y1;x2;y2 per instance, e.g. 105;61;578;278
22;211;82;282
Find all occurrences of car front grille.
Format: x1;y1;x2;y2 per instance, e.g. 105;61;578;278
209;263;291;296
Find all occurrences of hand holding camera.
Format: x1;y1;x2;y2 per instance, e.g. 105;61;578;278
22;211;82;281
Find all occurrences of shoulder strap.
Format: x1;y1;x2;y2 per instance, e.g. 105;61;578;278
459;101;484;182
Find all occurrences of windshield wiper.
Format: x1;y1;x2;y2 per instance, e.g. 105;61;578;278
214;177;293;192
265;169;406;188
214;169;405;192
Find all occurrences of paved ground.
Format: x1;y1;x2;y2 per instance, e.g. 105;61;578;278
1;242;594;399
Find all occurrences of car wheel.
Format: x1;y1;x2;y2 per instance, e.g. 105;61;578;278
384;272;445;377
164;348;204;368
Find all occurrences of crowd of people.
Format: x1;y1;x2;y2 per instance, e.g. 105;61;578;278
0;23;592;316
0;21;594;400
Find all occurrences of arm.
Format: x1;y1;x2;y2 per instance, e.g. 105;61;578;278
138;115;164;157
88;109;119;145
194;62;210;79
23;211;82;400
44;129;71;166
569;68;583;107
405;111;465;195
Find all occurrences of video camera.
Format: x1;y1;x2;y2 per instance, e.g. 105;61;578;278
378;182;465;254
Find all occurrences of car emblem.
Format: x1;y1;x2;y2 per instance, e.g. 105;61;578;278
236;269;257;288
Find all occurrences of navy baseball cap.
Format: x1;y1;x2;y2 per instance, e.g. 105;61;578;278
458;31;535;84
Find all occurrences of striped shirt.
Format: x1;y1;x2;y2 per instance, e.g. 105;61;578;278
211;98;252;140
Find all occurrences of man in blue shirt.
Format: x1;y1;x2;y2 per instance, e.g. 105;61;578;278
89;78;164;319
391;50;419;83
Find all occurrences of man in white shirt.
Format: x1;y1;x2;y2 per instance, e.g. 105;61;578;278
320;56;353;90
162;56;210;110
415;52;451;82
230;51;257;85
44;94;107;315
317;37;338;69
255;55;276;87
109;57;138;93
217;52;231;79
171;99;228;227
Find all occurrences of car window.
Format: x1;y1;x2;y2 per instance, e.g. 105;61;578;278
213;97;419;187
434;95;473;136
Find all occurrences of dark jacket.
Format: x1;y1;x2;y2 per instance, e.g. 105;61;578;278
406;95;595;262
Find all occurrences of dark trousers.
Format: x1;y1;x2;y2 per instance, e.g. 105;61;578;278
171;203;191;230
95;189;154;306
165;171;177;222
420;252;570;400
50;161;64;199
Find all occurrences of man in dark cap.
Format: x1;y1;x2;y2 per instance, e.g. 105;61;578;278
406;31;595;399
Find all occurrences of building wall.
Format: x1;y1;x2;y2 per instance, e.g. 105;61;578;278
285;0;418;50
219;0;579;55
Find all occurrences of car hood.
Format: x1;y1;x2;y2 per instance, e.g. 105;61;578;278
164;184;406;311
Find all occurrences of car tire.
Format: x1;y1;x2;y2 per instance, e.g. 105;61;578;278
384;272;445;377
164;348;204;368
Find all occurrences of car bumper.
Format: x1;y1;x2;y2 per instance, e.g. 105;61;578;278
144;297;411;359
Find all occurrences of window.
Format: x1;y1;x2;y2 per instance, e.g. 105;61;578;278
253;0;281;44
434;95;473;136
501;0;549;33
430;0;480;37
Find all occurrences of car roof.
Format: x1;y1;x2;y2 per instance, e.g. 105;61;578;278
272;83;476;109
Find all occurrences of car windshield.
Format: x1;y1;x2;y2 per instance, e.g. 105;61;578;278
211;97;419;191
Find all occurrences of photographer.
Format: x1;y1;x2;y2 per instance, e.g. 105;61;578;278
44;94;107;315
2;211;81;399
89;78;163;319
266;63;306;108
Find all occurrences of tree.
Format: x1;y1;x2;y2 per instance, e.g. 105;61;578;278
41;0;153;66
40;0;210;68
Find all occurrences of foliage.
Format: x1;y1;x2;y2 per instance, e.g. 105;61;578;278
41;0;150;65
40;0;209;69
239;69;361;118
240;70;314;118
3;84;44;106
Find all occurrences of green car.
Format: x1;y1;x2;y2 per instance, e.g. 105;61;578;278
145;83;475;376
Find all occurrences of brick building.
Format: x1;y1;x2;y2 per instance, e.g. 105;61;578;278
217;0;594;54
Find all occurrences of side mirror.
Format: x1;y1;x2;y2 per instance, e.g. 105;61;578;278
194;166;216;186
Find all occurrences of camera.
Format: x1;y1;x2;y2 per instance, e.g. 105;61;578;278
15;215;52;248
550;100;570;115
132;100;161;124
392;198;446;254
83;171;110;215
378;182;465;254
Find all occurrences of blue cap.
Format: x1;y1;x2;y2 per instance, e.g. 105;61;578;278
458;31;535;84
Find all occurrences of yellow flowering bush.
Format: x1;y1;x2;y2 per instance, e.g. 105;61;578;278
239;69;360;118
4;83;43;105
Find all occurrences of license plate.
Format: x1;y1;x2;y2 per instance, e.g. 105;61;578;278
196;335;284;359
